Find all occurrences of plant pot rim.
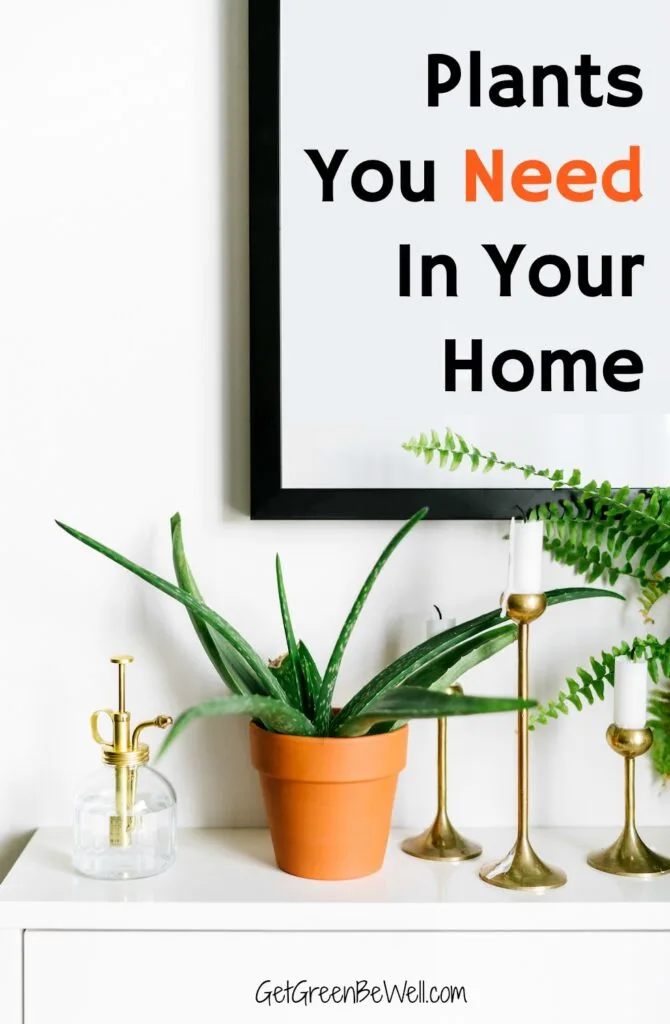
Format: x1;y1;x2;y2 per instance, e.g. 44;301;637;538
249;720;408;783
249;720;408;744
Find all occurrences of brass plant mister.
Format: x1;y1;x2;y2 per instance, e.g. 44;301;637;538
90;656;172;847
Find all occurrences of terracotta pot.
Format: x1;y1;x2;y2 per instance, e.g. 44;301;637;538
249;722;408;880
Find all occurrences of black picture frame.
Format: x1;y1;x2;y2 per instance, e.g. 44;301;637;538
248;0;572;521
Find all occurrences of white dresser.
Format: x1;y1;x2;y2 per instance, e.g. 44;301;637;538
1;827;669;1023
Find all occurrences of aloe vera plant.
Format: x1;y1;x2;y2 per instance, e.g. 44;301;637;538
56;510;620;751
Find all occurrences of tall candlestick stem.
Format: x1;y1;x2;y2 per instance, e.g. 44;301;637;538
480;593;567;892
517;621;529;843
402;689;481;862
436;718;447;829
625;755;635;839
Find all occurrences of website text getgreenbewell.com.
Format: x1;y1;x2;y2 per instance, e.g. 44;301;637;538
255;979;467;1007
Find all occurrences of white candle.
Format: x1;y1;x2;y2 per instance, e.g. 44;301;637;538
426;608;456;639
507;518;544;595
613;657;648;729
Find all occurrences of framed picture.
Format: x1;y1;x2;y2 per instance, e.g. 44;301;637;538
249;0;668;520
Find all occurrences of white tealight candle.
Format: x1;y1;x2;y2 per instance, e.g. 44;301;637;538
613;657;649;729
507;518;544;595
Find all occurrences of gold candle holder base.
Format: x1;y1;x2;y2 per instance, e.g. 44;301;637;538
588;725;670;878
402;712;481;863
587;832;670;878
480;593;567;893
402;820;482;863
480;836;567;892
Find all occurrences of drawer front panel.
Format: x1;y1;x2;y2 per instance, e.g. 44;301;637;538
25;929;667;1023
0;931;22;1024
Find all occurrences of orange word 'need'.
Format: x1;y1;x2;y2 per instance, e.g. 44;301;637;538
465;146;641;203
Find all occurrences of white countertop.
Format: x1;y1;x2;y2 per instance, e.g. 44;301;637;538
1;827;669;931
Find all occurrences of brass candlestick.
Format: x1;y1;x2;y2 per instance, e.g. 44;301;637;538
402;686;482;862
588;725;670;877
480;593;567;892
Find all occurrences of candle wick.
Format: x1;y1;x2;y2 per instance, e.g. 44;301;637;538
433;604;443;620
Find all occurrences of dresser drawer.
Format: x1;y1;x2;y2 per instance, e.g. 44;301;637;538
23;929;668;1023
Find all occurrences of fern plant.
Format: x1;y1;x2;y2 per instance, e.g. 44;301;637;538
403;428;670;780
56;511;616;750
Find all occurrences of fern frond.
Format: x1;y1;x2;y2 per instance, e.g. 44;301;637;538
534;490;670;590
403;427;670;778
638;576;670;625
529;634;670;729
404;428;670;596
402;429;578;490
404;427;667;528
542;516;670;594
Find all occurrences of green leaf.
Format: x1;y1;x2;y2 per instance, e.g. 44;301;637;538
339;688;535;737
56;520;288;703
403;431;666;555
315;507;428;733
544;586;625;608
268;656;300;702
393;626;518;697
275;555;304;711
426;625;517;691
531;634;670;730
158;695;316;757
332;606;508;734
297;641;321;723
332;586;621;735
351;626;517;735
371;625;517;705
170;514;259;696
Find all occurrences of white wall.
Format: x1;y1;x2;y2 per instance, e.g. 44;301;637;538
1;0;667;882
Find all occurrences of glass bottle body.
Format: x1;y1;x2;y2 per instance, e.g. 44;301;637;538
73;763;176;880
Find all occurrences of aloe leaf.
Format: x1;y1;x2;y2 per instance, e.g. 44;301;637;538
171;514;260;696
544;586;624;609
268;655;298;699
332;586;621;735
363;626;517;735
339;688;535;737
315;507;428;733
158;695;316;757
275;555;304;711
56;520;287;703
335;625;517;734
297;641;321;724
376;626;518;708
332;608;510;734
412;625;518;692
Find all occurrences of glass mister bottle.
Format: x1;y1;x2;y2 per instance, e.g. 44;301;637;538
73;655;177;880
